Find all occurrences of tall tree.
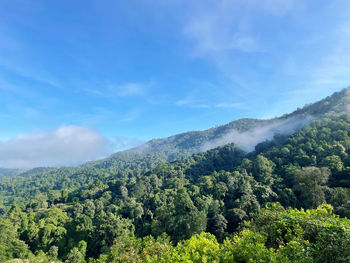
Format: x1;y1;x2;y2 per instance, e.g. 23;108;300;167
294;167;330;208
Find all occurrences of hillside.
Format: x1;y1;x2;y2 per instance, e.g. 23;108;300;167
2;112;350;262
1;88;349;206
1;88;350;261
0;168;25;181
89;87;350;168
3;0;350;261
4;87;348;176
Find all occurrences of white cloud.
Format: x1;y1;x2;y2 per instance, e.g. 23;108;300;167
184;0;294;58
175;93;209;108
0;125;111;168
262;0;296;16
182;0;350;116
201;115;311;152
215;102;247;109
119;108;145;122
231;35;261;53
307;20;350;88
185;10;258;56
176;90;248;110
0;29;61;89
180;0;298;99
280;13;350;107
114;82;147;96
110;136;144;152
84;81;154;98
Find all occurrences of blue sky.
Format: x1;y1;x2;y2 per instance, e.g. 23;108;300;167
1;0;350;167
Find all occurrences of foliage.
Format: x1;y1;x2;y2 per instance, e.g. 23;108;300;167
2;90;350;261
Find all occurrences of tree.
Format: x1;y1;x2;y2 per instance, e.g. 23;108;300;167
249;203;350;263
294;167;330;208
152;188;207;242
0;219;31;261
206;199;227;240
66;240;87;263
90;211;134;256
48;190;62;206
252;154;275;186
322;155;344;173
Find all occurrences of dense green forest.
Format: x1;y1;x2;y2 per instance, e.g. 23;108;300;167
1;89;350;262
1;88;348;207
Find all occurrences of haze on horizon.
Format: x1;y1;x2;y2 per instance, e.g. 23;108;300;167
1;0;350;168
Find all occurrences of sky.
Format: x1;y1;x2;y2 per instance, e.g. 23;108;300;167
1;0;350;168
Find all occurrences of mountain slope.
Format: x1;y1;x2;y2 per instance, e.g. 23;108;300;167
89;87;350;168
3;113;350;261
0;87;349;207
2;88;350;261
0;168;26;181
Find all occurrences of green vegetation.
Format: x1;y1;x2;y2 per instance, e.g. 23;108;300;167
2;204;350;262
1;89;350;261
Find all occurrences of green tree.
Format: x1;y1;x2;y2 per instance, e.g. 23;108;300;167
0;219;31;261
294;166;330;208
65;240;87;263
152;188;207;242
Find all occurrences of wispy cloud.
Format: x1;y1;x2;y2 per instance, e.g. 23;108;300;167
261;0;296;16
176;98;248;110
186;19;261;56
184;0;295;57
62;106;145;127
115;82;148;96
201;114;311;152
110;136;144;152
175;92;209;108
182;0;350;117
307;20;350;89
215;102;247;109
280;11;350;107
119;108;145;122
175;87;249;110
83;81;154;98
179;0;298;99
0;77;24;93
0;30;60;89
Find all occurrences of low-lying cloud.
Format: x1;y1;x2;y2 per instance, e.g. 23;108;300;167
201;116;312;152
110;136;144;152
0;125;111;168
345;87;350;112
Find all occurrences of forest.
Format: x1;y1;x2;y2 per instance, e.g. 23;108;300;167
1;90;350;262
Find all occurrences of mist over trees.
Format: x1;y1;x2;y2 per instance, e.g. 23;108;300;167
2;90;350;262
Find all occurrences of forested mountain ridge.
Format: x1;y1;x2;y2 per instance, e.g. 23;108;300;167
0;168;25;181
2;88;350;261
2;112;350;261
86;87;350;168
3;87;348;176
0;88;349;207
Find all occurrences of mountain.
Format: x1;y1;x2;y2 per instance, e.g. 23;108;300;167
0;168;26;181
2;87;350;262
0;87;349;205
88;87;350;169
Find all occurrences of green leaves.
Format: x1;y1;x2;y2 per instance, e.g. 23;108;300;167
0;219;31;261
3;113;350;262
152;188;207;242
293;167;330;208
249;203;350;263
